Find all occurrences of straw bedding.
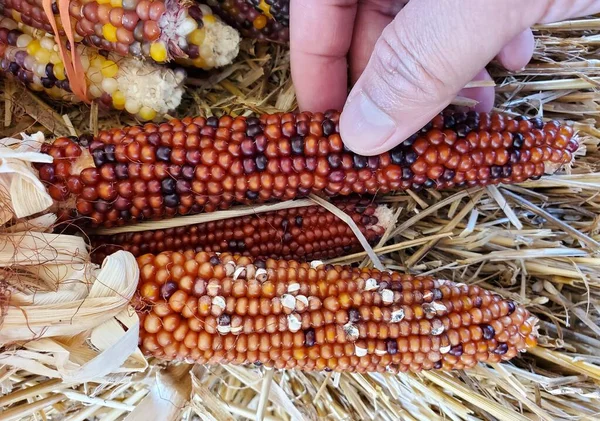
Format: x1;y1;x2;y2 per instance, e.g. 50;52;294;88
1;13;600;421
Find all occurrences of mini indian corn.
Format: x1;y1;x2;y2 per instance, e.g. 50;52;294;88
133;250;538;373
89;200;393;264
0;0;240;69
33;110;577;228
205;0;289;42
0;17;185;120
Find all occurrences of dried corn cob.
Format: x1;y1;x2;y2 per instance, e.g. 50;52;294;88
33;110;576;228
134;250;538;372
205;0;288;42
0;0;240;69
89;200;393;264
0;17;184;119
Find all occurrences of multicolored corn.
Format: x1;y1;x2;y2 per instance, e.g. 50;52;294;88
89;200;392;264
0;17;185;119
0;0;240;69
205;0;288;42
33;110;576;228
134;251;538;372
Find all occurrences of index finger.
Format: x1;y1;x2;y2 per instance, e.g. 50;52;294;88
290;0;358;112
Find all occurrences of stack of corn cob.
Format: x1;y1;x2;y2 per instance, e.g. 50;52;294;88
0;108;577;372
0;16;185;119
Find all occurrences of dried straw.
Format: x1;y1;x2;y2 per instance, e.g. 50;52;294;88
2;13;600;421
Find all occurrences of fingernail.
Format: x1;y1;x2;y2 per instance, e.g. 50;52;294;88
340;90;397;154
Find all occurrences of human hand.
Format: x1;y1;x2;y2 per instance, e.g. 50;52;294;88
290;0;600;156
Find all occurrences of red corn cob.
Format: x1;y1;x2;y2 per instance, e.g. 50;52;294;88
89;199;392;264
204;0;289;42
33;110;577;229
134;250;539;373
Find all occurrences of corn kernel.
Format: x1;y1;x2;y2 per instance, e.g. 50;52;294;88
112;90;126;109
101;60;119;78
53;62;66;80
11;10;21;22
188;29;205;48
110;0;123;7
26;39;41;56
50;52;61;64
202;15;216;25
253;16;268;30
102;24;118;43
138;106;157;121
192;57;206;68
34;49;51;64
97;0;111;4
150;41;168;62
16;34;33;48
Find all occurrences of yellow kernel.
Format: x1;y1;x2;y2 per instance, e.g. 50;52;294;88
202;15;216;25
90;56;103;69
102;23;118;43
150;41;168;62
26;39;41;56
112;90;126;109
138;106;157;121
101;60;118;78
188;28;205;46
258;0;273;18
53;62;66;80
253;15;268;30
11;10;21;22
97;0;110;4
49;52;61;64
34;49;51;64
110;0;122;6
192;57;206;69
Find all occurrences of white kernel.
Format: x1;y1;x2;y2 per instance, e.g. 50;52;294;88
89;84;102;98
287;314;301;332
281;294;296;311
354;345;367;357
287;283;300;294
230;326;243;334
16;34;33;48
255;268;268;282
217;325;231;335
310;260;323;269
375;349;387;356
390;309;405;323
381;289;394;304
176;17;198;37
40;37;54;50
233;266;246;280
343;323;359;341
101;77;118;94
431;320;444;336
199;4;213;16
34;63;46;78
440;345;451;354
296;295;308;306
80;55;90;71
365;278;379;291
224;261;236;277
212;296;226;310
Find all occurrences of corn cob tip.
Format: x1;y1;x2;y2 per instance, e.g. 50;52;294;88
133;250;538;373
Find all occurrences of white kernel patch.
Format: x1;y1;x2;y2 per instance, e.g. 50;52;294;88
217;325;231;335
233;266;246;280
431;320;444;336
343;323;359;341
281;294;296;311
211;296;226;310
310;260;324;269
440;345;451;354
287;314;302;332
255;268;268;282
355;345;367;357
296;295;309;306
365;278;379;291
287;283;300;294
381;289;394;304
390;309;405;323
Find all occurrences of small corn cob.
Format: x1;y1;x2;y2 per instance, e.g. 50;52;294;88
134;250;538;372
0;17;185;120
89;200;392;264
33;110;576;228
0;0;240;69
205;0;288;42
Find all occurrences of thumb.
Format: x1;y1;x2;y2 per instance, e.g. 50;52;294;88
339;0;596;156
